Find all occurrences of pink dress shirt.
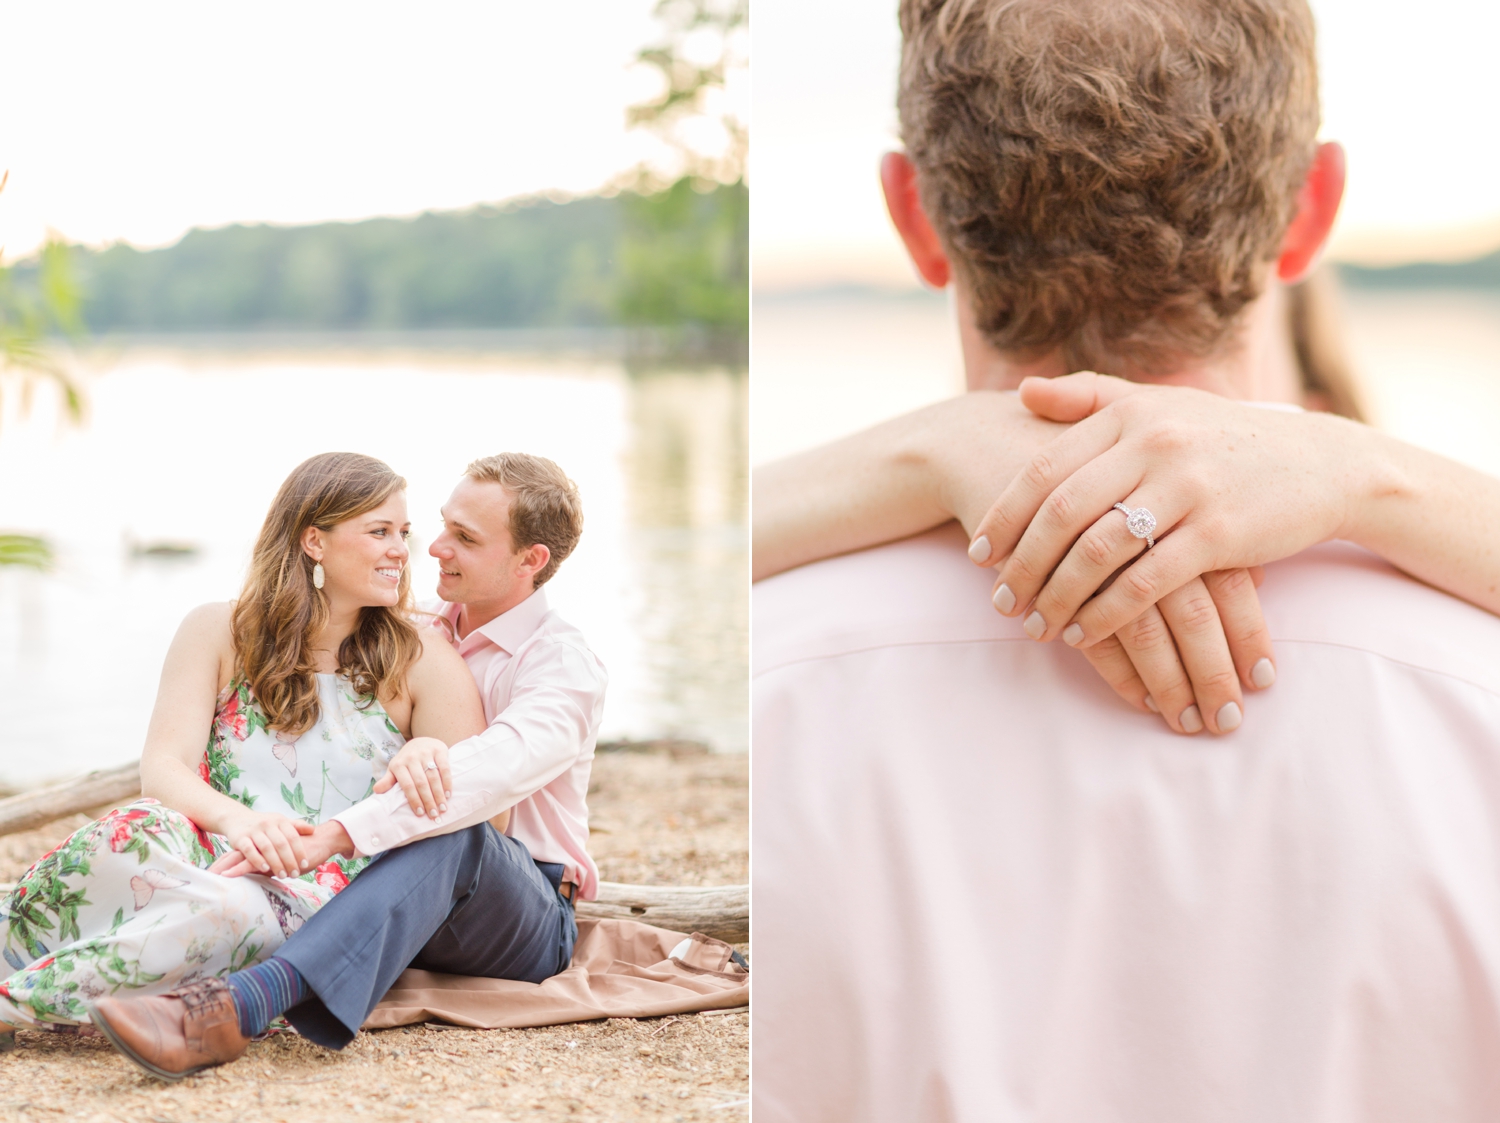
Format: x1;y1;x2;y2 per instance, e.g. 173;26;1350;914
753;525;1500;1122
335;587;607;899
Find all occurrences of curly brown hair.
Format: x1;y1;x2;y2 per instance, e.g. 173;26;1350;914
898;0;1320;375
231;452;423;735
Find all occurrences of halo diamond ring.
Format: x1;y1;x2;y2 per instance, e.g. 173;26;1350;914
1113;502;1157;549
424;762;439;771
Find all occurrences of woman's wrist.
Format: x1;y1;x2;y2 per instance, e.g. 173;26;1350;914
1326;416;1416;551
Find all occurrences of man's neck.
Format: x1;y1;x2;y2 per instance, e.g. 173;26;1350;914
454;586;535;641
955;279;1304;404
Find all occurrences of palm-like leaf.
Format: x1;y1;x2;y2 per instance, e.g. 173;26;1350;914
0;534;52;569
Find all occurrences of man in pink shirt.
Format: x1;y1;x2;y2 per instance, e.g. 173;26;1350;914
96;452;607;1070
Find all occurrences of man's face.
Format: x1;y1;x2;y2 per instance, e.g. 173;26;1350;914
429;477;530;611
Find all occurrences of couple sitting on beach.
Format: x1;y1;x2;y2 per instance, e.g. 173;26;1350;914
0;450;603;1079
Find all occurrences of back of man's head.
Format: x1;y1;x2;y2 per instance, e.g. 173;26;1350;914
898;0;1319;375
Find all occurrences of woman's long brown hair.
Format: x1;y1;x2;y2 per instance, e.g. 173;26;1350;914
1287;264;1370;424
231;452;423;736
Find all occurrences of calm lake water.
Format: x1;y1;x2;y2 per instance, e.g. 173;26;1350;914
752;287;1500;480
0;337;747;789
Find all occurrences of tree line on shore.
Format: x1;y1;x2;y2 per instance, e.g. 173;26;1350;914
14;179;747;338
1338;250;1500;291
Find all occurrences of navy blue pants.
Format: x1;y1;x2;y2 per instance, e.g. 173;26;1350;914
275;823;577;1049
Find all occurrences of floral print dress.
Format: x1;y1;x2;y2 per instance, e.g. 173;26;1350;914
0;674;404;1030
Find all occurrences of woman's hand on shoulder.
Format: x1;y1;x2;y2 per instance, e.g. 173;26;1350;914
968;372;1357;644
962;372;1358;734
968;373;1355;633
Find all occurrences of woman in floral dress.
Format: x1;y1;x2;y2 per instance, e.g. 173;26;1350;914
0;453;486;1037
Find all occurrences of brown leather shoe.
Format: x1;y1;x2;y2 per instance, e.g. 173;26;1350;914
87;978;250;1081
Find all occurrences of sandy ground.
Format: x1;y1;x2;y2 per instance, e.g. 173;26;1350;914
0;743;749;1121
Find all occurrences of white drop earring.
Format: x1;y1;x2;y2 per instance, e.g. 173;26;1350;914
312;562;325;590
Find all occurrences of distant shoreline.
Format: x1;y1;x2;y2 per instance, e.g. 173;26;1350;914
54;325;748;369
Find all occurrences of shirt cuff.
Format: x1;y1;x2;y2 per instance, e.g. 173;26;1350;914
333;785;495;857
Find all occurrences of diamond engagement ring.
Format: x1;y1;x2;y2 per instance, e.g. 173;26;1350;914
1113;502;1157;549
424;763;439;771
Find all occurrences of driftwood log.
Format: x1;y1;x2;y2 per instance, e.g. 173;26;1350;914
0;764;749;943
0;762;141;837
579;883;748;944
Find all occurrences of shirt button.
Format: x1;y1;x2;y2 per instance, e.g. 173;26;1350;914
371;835;381;846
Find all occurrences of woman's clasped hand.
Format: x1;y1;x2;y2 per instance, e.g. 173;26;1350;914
967;371;1373;735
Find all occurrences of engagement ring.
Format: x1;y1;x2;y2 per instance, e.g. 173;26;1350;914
1113;502;1157;549
424;763;439;771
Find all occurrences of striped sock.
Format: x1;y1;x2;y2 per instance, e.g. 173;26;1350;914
224;956;311;1038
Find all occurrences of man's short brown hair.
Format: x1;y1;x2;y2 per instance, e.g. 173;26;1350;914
465;452;583;587
898;0;1320;374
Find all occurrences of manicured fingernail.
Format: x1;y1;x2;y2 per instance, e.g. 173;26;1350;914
445;790;453;799
968;535;991;563
1217;701;1243;732
1144;695;1159;713
1062;623;1084;647
1180;705;1204;733
1023;611;1046;639
439;804;447;813
993;583;1016;614
1251;658;1276;689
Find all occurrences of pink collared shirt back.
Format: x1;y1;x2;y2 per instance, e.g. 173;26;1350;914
753;525;1500;1123
335;587;606;898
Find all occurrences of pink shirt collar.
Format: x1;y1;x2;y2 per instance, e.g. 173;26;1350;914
442;586;550;655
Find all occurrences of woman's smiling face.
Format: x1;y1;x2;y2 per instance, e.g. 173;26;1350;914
308;491;411;610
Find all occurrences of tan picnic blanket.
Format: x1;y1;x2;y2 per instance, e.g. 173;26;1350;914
363;918;749;1030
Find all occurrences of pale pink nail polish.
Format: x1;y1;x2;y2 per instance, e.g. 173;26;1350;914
1251;658;1276;689
968;535;991;563
1023;611;1046;639
1062;623;1084;646
1180;705;1204;733
1217;701;1243;732
993;583;1016;614
1144;695;1159;713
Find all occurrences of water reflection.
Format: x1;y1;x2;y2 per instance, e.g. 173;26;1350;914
0;342;747;788
626;369;748;758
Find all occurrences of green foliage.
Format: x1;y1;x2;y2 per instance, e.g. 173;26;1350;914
0;175;86;424
0;533;52;569
616;179;747;331
629;0;748;186
40;186;746;337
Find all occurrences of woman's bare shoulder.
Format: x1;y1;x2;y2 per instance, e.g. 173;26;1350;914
407;622;476;693
161;602;237;693
175;601;235;651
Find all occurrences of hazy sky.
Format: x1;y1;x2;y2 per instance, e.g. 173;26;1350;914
0;1;671;256
754;0;1500;290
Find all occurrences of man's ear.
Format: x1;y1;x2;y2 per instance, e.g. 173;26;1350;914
880;152;950;288
517;542;551;584
1277;141;1346;284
